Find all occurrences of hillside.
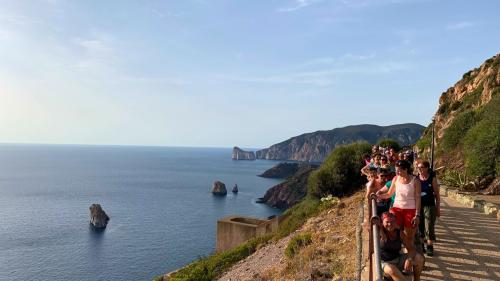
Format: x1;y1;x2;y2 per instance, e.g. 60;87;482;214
416;54;500;193
218;192;363;281
256;123;424;162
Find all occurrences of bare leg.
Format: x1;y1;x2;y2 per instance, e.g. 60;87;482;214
413;253;425;281
383;264;408;281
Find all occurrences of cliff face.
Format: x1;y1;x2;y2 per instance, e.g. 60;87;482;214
232;146;256;160
261;164;318;209
417;54;500;193
258;162;318;179
256;123;424;162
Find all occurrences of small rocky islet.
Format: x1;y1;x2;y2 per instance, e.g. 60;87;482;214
89;204;110;229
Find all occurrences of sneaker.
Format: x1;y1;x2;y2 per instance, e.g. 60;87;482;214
426;245;434;256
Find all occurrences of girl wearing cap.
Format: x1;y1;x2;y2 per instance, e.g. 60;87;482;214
378;160;421;248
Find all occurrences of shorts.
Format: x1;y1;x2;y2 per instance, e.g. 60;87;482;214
390;207;417;229
382;253;409;274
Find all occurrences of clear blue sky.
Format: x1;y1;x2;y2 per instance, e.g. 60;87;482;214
1;0;499;148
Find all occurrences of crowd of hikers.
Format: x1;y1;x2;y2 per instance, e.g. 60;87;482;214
362;144;440;281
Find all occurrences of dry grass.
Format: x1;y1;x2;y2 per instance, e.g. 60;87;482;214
261;191;363;281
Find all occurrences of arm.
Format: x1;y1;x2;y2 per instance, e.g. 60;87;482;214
360;164;370;176
378;177;397;199
412;178;421;226
365;181;374;200
432;176;441;217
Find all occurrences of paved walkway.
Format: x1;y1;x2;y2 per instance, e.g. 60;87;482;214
421;196;500;281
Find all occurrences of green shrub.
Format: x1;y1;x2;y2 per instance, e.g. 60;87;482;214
308;142;371;199
440;110;478;152
441;170;469;190
377;138;401;151
276;197;321;238
463;94;500;178
167;235;273;281
415;133;431;151
285;233;312;258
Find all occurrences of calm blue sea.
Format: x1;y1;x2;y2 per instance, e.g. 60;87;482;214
0;145;282;281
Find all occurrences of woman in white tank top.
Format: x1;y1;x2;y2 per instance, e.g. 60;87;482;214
378;160;421;259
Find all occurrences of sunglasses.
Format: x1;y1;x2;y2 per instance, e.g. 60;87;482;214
379;174;388;178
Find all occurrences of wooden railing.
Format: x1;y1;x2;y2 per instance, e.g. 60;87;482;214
368;193;383;281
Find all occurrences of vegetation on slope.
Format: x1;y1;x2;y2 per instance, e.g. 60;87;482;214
308;142;371;198
418;54;500;190
156;142;370;281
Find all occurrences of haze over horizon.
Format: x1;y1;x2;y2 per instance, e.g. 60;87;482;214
1;0;499;147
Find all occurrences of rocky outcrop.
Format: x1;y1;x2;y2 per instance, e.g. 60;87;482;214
232;147;256;160
260;164;318;209
89;204;110;229
255;124;424;162
212;181;227;196
232;184;238;193
259;162;319;179
416;54;499;192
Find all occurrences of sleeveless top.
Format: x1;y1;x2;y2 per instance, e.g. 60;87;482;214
419;172;436;206
380;229;402;261
392;176;416;209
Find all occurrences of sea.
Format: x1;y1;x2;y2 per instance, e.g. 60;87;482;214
0;145;283;281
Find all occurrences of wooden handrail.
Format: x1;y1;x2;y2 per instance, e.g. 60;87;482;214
368;193;383;281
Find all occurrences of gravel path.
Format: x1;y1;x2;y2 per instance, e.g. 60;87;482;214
421;196;500;281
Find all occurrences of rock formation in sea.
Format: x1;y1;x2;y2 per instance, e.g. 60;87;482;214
259;164;318;209
89;204;110;229
212;181;228;196
232;146;256;160
232;184;238;193
255;123;425;162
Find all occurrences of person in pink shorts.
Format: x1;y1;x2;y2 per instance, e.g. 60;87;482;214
378;160;421;248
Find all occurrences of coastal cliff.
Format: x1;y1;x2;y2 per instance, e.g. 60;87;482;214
258;162;318;179
232;146;256;160
260;164;318;209
416;54;499;194
255;123;424;162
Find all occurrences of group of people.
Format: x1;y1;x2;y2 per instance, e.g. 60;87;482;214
362;144;440;281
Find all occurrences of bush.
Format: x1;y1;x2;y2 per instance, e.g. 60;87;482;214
285;233;312;258
276;197;321;238
308;142;371;198
441;170;469;190
168;235;273;281
440;110;478;152
463;94;500;178
377;138;401;151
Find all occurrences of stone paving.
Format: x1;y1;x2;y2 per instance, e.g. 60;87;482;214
420;196;500;281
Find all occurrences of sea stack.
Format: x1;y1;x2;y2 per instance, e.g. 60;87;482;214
232;146;256;160
212;181;227;196
89;204;110;229
232;184;238;193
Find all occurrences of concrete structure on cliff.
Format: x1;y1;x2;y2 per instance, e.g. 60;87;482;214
216;215;279;252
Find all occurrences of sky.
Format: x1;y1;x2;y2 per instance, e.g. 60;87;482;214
1;0;499;148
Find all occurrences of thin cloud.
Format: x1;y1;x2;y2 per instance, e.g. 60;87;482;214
216;59;412;87
277;0;319;13
446;21;476;30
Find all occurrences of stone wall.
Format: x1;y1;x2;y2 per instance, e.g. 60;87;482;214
216;215;279;252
